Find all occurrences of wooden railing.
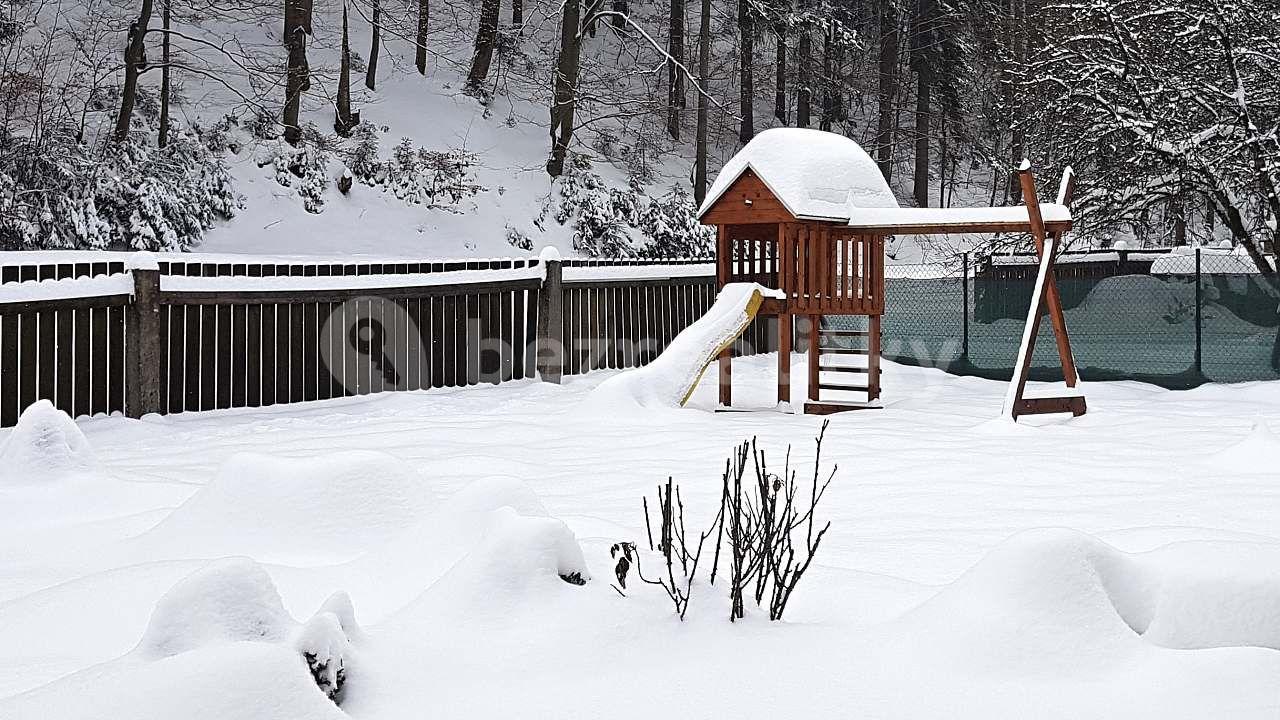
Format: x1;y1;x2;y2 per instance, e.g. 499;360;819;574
780;225;883;315
0;253;779;426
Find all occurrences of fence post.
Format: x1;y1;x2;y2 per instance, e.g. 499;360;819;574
536;247;564;383
1194;247;1203;377
961;252;970;361
126;253;163;418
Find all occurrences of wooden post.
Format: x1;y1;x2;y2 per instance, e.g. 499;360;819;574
535;249;564;383
869;314;881;400
1018;167;1078;386
716;224;732;407
126;256;163;418
807;314;819;401
778;313;791;404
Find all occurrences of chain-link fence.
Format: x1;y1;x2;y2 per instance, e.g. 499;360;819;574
831;249;1280;389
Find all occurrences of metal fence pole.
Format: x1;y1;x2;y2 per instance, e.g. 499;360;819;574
961;252;970;361
1194;247;1203;377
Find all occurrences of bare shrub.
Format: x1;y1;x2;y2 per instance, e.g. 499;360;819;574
616;421;836;622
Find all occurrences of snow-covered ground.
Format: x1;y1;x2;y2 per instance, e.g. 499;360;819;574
3;357;1280;718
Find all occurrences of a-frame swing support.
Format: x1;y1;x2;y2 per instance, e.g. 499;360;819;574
1002;163;1087;420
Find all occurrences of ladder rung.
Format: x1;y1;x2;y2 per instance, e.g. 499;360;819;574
819;329;870;337
820;347;870;355
820;365;869;374
819;382;870;392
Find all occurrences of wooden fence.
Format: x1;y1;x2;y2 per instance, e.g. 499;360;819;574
0;253;773;427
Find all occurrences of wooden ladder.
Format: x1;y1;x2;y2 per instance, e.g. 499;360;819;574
803;315;882;415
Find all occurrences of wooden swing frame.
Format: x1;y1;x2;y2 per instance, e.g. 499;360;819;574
1003;165;1087;420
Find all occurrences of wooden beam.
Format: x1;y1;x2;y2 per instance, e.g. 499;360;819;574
1015;396;1087;417
804;401;882;415
1019;167;1078;386
840;219;1073;235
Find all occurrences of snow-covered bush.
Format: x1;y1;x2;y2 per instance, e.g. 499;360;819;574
0;400;98;482
548;155;713;258
343;127;483;210
296;612;350;702
139;559;360;706
255;130;331;214
138;558;295;659
0;126;238;250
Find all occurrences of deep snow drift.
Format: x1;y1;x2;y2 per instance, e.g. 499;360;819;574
2;358;1280;718
589;282;784;408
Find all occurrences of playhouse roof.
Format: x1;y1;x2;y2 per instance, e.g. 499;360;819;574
697;128;899;222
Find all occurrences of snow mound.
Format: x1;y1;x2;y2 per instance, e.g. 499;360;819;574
137;558;294;658
899;529;1280;675
438;475;551;519
1204;418;1280;473
589;283;783;409
4;559;365;719
314;590;364;642
141;450;436;563
3;642;349;720
0;400;98;483
698;128;899;220
394;506;590;621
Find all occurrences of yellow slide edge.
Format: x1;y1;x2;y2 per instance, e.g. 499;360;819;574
677;288;767;407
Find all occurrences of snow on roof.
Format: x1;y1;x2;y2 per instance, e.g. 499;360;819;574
845;204;1072;233
697;128;899;221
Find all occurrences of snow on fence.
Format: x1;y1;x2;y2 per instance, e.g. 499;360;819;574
0;254;778;427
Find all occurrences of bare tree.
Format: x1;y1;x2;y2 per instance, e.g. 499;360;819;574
737;0;753;144
415;0;428;74
157;0;170;147
365;0;380;90
283;0;312;145
112;0;154;142
693;0;710;203
547;0;580;176
336;0;356;135
666;0;685;140
465;0;501;93
874;0;900;181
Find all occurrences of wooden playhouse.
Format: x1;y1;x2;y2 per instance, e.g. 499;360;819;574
697;128;1082;418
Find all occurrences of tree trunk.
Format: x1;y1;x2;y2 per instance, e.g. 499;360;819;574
365;0;380;90
666;0;684;140
283;0;311;145
113;0;154;142
737;0;753;144
912;67;930;206
336;1;356;135
1005;0;1024;203
513;0;522;28
819;26;832;130
547;0;580;177
874;0;899;181
157;0;170;148
466;0;501;92
796;20;810;127
693;0;710;204
415;0;429;74
937;115;947;207
774;24;786;123
910;0;932;206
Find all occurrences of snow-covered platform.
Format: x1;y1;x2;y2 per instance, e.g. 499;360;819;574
3;359;1280;718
